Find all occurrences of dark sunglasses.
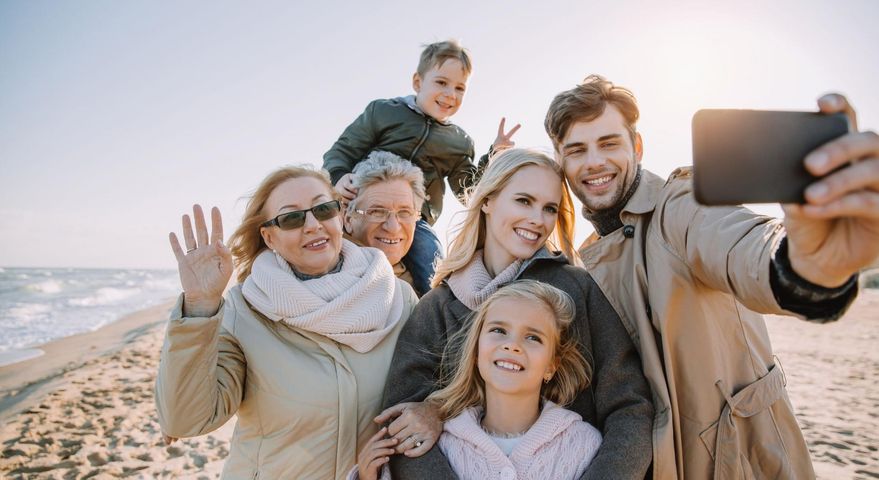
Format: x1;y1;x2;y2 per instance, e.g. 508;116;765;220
261;200;341;230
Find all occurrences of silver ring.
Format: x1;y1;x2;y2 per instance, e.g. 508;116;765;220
186;247;196;253
414;440;423;448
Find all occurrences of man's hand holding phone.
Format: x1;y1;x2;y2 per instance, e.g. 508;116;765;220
783;94;879;288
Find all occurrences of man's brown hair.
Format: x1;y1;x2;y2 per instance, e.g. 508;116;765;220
417;39;472;77
545;75;640;150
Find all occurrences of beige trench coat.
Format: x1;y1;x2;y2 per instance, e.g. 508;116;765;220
155;281;417;479
579;168;818;480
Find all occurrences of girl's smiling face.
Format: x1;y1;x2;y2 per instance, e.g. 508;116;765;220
477;297;558;399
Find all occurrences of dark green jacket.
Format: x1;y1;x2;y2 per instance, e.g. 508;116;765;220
323;96;486;225
382;249;654;479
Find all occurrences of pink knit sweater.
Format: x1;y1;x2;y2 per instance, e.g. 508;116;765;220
438;401;602;480
347;401;601;480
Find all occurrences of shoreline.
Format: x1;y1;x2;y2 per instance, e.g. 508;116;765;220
0;349;45;368
0;299;174;422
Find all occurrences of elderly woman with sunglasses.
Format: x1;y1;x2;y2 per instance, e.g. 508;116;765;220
155;166;418;479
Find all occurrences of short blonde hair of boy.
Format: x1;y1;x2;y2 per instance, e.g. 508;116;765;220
228;165;339;284
431;148;579;288
426;280;592;421
417;39;472;77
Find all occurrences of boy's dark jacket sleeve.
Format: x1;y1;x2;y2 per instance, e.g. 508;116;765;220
323;100;379;185
381;288;460;479
444;145;481;205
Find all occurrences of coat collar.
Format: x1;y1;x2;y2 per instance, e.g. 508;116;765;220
518;246;569;274
578;167;668;251
398;95;451;126
443;247;569;319
619;167;665;216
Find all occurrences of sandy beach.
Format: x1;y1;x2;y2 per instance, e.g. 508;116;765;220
0;301;234;479
1;291;877;479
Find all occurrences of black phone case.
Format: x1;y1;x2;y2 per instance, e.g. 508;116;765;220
692;109;849;205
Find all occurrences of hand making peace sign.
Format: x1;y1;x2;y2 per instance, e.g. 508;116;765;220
490;117;522;156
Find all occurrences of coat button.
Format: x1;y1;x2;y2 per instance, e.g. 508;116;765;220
501;466;515;480
623;225;635;238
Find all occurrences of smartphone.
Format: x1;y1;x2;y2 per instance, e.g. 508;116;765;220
692;109;849;205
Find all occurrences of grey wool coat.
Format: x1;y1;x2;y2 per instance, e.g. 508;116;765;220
381;250;654;479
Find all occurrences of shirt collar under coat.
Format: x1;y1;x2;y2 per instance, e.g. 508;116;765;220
398;95;452;126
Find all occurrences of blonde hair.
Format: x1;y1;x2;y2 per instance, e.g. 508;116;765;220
426;280;591;421
227;165;339;284
432;148;578;288
417;39;472;77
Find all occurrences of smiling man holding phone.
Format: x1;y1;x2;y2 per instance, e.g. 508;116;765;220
545;75;879;479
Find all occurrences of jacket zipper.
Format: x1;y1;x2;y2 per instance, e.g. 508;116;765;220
410;118;432;161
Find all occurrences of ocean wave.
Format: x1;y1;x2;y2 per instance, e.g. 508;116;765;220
67;287;139;307
26;279;64;294
144;277;180;291
5;303;52;321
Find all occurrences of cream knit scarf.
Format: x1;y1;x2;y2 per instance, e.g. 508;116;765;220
447;250;523;311
242;240;403;353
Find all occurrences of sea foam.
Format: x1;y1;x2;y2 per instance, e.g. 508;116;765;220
0;267;179;354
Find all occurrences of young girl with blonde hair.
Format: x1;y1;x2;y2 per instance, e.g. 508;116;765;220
355;280;602;479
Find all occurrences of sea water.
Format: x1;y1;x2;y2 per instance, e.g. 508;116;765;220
0;267;179;364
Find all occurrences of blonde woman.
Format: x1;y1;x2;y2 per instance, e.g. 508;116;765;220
376;148;653;479
156;166;417;479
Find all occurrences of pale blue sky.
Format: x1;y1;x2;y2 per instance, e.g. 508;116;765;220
1;0;877;269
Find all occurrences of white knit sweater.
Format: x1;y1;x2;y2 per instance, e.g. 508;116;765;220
438;401;602;480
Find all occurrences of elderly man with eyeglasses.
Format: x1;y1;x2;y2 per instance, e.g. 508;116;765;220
344;151;428;293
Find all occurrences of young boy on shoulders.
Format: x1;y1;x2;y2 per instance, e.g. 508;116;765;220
323;39;518;296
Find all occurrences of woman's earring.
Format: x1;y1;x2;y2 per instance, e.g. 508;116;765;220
543;373;552;384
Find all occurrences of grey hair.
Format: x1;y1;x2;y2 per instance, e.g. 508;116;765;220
349;151;427;212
